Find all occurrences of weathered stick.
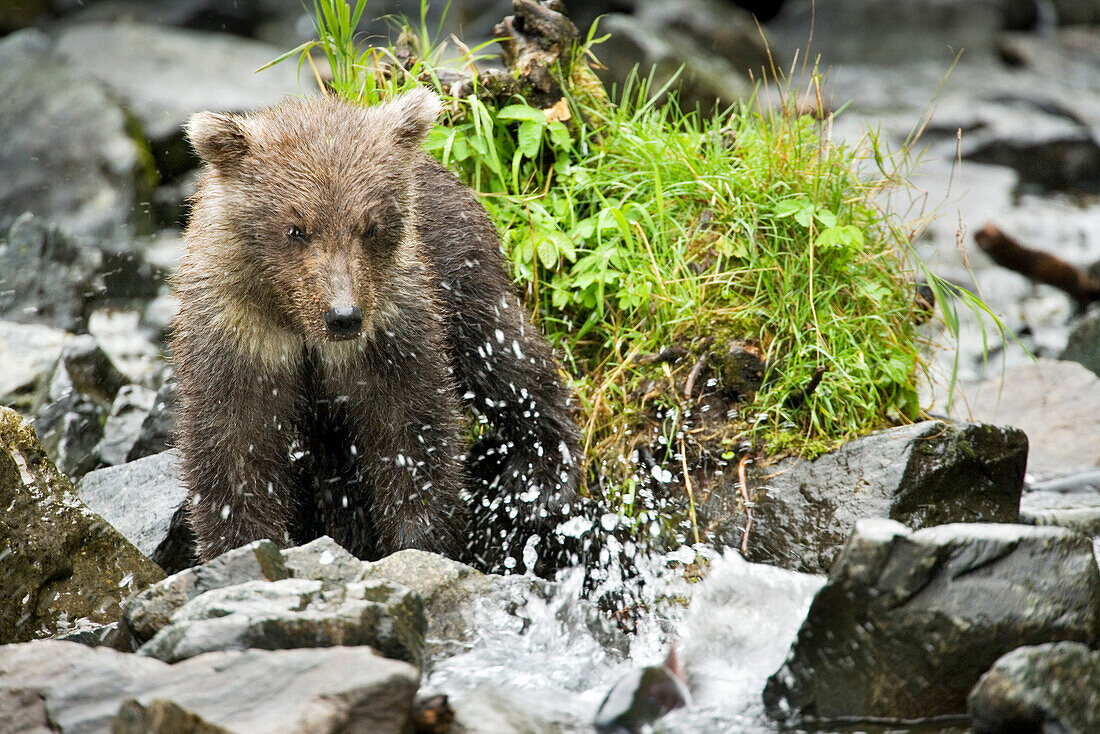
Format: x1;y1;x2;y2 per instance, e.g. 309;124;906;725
975;223;1100;307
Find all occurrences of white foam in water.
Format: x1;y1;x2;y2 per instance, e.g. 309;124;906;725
424;549;824;732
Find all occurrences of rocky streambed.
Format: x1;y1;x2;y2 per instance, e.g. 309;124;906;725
4;0;1100;732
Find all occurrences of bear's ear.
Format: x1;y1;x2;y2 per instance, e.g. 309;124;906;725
186;112;252;172
388;87;441;148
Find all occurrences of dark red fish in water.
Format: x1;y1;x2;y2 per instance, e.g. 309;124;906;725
594;646;692;733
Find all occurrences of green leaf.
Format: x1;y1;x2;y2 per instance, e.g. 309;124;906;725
547;121;572;149
715;235;749;259
537;236;559;269
814;208;838;228
496;105;547;123
518;120;543;158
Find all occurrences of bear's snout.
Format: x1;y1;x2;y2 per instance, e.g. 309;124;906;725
324;304;363;339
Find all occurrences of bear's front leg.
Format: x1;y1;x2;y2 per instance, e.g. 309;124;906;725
321;342;466;559
174;329;305;561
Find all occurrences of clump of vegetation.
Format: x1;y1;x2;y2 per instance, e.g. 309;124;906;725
269;0;987;544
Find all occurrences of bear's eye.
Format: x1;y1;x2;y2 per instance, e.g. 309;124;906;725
364;223;380;240
286;225;308;243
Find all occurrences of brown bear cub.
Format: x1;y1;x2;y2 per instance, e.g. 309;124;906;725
173;88;580;566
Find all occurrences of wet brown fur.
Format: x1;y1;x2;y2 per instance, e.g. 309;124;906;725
173;90;580;563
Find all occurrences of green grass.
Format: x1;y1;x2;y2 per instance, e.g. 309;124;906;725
268;0;999;535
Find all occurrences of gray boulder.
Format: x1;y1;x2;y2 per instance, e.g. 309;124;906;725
0;640;419;734
711;420;1027;573
33;334;131;478
121;539;288;645
0;321;72;413
93;383;158;467
0;406;164;644
55;21;309;178
137;577;425;666
126;378;178;461
0;29;152;241
595;14;755;111
763;519;1100;724
78;450;196;574
0;213;103;332
968;641;1100;734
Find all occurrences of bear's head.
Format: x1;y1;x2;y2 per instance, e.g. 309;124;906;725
185;88;441;345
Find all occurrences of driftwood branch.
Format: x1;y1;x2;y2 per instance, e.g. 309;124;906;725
975;223;1100;307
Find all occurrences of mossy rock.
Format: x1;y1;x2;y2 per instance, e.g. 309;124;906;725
0;406;164;643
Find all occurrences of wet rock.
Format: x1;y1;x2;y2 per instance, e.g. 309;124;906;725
1020;470;1100;536
93;383;157;467
711;420;1027;574
121;539;288;645
137;576;426;666
961;358;1100;480
0;213;103;332
78;450;196;575
1062;308;1100;376
52;333;129;407
0;406;164;644
595;13;754;110
32;334;131;478
55;21;309;179
282;535;369;586
126;378;178;461
763;519;1100;724
0;640;419;734
449;687;559;734
960;97;1100;193
593;650;691;734
968;641;1100;734
767;0;1026;65
0;321;72;413
86;308;163;385
635;0;772;77
0;29;152;241
361;549;511;658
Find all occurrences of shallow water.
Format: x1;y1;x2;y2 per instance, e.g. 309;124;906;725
426;548;832;732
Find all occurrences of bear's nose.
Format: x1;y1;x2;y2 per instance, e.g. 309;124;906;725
324;305;363;338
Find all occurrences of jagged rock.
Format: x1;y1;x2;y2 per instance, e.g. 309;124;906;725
78;450;196;575
54;21;308;179
0;640;419;734
763;520;1100;724
709;420;1027;574
282;535;368;586
594;13;754;110
0;407;164;644
121;540;288;645
137;577;426;665
361;549;525;658
0;321;72;413
0;213;103;332
86;308;163;385
127;378;178;462
0;30;152;241
1020;470;1100;536
94;383;157;467
32;334;131;479
968;641;1100;734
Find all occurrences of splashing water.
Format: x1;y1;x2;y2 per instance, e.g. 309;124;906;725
424;548;824;732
